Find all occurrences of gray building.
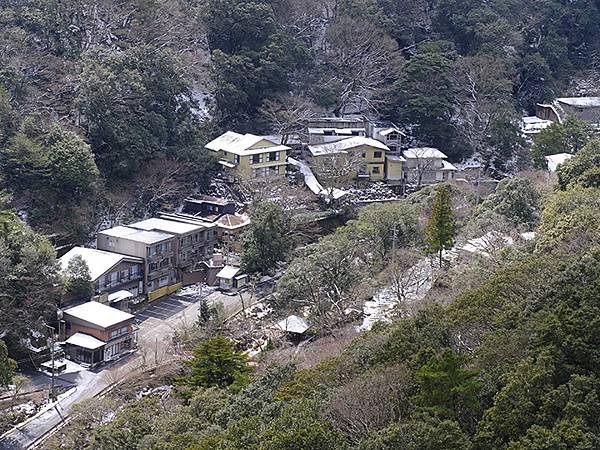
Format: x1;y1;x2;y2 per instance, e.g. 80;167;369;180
128;218;218;276
97;226;177;296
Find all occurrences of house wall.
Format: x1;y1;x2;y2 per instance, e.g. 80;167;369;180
64;316;134;342
536;105;560;123
95;260;144;296
385;159;404;181
221;148;288;180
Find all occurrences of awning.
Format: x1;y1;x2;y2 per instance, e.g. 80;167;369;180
65;332;105;350
218;159;237;168
108;290;134;303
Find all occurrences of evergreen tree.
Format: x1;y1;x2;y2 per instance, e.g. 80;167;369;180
241;202;291;274
187;336;251;391
425;185;454;267
0;339;17;388
65;254;93;302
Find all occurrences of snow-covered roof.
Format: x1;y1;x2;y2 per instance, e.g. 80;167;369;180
441;160;458;171
521;116;553;134
205;131;244;151
308;136;389;156
556;97;600;108
216;265;241;280
308;127;365;135
99;226;174;244
59;247;142;282
216;214;250;230
130;218;206;235
218;159;237;168
65;332;106;350
545;153;574;172
403;147;448;159
63;301;134;328
379;127;404;136
108;290;134;303
206;131;288;155
275;315;311;334
386;154;406;162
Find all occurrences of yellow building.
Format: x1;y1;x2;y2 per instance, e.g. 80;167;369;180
385;154;405;185
308;136;389;181
205;131;290;181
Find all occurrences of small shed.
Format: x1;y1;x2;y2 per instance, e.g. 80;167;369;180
275;315;312;335
216;265;248;291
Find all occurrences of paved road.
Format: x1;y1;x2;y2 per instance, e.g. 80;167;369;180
0;289;255;450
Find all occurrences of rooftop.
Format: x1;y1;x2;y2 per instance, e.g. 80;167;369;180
130;217;206;235
65;332;106;350
217;214;251;230
63;301;134;329
308;136;389;156
205;131;289;156
556;97;600;108
403;147;448;159
185;195;234;207
59;247;142;281
545;153;574;172
216;265;241;280
99;226;174;244
275;315;312;334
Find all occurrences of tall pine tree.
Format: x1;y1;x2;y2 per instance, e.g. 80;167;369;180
425;185;454;267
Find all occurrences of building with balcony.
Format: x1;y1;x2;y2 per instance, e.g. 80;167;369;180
97;226;179;301
205;131;290;181
59;247;144;308
128;218;218;276
62;301;136;367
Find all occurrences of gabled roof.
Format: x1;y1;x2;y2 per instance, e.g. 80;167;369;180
63;301;134;329
59;247;142;282
275;315;311;334
403;147;448;159
65;332;106;350
205;131;289;156
308;136;389;156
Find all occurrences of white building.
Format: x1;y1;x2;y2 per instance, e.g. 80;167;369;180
403;147;458;185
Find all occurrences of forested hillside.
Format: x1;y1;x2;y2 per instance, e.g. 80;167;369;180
40;139;600;450
1;0;600;243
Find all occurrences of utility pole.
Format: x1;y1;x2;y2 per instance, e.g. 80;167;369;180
44;324;57;402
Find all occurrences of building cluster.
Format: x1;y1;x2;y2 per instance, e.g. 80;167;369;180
522;96;600;137
205;117;458;187
58;196;250;366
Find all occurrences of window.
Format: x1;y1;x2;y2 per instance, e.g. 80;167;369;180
131;265;140;277
374;151;382;159
372;166;381;174
323;130;334;136
148;245;157;257
109;326;129;340
149;262;158;272
234;155;240;164
159;276;169;287
361;152;366;158
251;154;263;164
120;269;129;281
159;258;170;268
268;151;279;162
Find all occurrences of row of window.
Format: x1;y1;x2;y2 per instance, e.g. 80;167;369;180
109;326;129;340
148;257;174;272
252;165;281;178
147;241;172;257
97;265;142;290
250;151;280;165
147;275;172;292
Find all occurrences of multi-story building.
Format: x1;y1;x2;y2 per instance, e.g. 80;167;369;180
62;301;136;367
59;247;144;308
308;136;389;181
403;147;458;186
128;218;218;275
97;226;178;301
205;131;290;181
307;117;368;144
